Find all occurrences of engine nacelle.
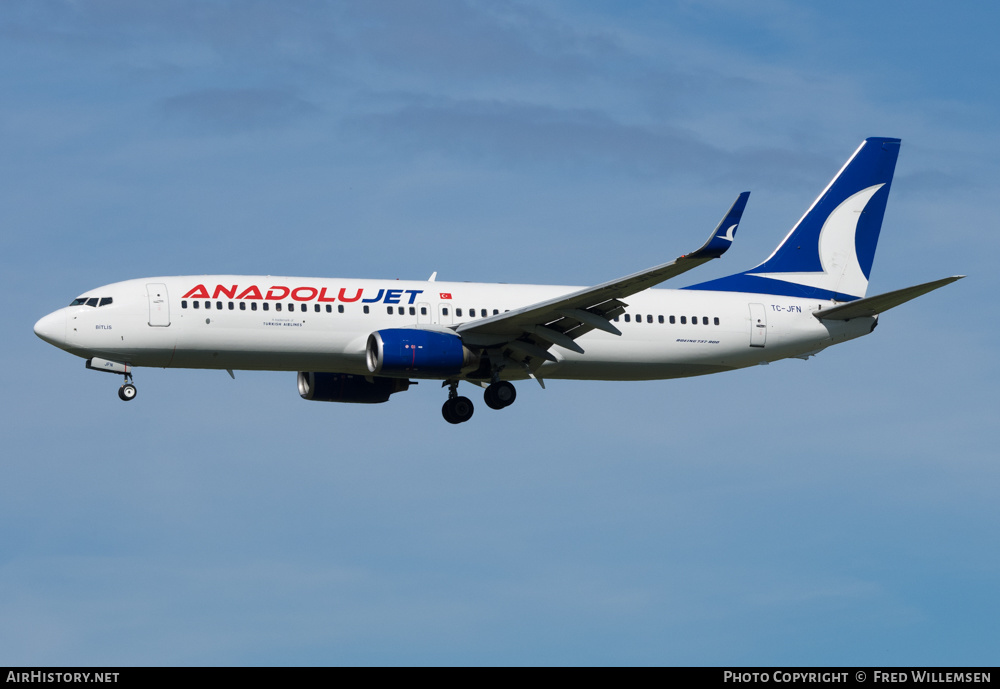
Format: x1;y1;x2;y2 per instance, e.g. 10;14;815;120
297;371;410;404
366;328;478;377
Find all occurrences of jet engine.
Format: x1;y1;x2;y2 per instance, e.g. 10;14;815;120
297;372;410;404
366;328;479;376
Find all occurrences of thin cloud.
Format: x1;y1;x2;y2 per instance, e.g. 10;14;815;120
345;95;840;191
159;88;321;132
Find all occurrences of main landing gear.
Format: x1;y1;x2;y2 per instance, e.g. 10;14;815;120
484;381;516;410
441;380;518;424
442;381;474;424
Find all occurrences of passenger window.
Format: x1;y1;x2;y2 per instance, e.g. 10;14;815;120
624;314;631;322
228;302;234;310
301;304;307;312
714;317;720;325
325;305;331;313
658;315;664;324
240;302;246;311
216;301;222;310
363;305;370;314
680;316;686;324
691;316;697;324
204;301;210;309
193;301;200;309
387;306;394;314
442;307;449;316
182;300;188;309
263;303;269;311
703;317;708;325
420;307;427;315
409;307;416;316
276;303;282;312
338;305;344;313
251;302;257;311
647;315;653;323
456;308;463;317
669;316;675;324
315;304;320;313
635;314;641;323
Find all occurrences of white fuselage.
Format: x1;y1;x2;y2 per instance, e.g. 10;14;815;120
35;276;875;381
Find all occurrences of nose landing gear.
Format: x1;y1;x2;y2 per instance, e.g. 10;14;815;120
118;382;137;401
117;370;137;402
85;358;137;402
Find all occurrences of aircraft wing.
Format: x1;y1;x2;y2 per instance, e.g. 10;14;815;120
456;192;750;364
814;275;964;321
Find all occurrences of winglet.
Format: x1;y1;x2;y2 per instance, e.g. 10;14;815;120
684;191;750;260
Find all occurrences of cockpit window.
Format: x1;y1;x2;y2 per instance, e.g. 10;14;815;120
71;296;113;307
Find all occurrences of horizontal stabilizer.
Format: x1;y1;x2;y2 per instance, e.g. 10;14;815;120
814;276;964;321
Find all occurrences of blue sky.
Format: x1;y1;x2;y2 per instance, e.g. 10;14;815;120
2;0;998;666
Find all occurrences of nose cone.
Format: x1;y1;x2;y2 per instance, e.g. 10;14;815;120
34;310;67;347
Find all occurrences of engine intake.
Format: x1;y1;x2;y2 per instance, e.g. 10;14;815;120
367;328;478;376
297;372;410;404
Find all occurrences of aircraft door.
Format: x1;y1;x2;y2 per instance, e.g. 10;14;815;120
147;283;170;327
749;303;766;347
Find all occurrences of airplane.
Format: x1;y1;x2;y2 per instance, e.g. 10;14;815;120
34;137;962;424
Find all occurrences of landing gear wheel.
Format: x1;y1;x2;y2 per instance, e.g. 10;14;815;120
118;384;137;401
484;381;516;410
442;400;457;424
442;396;474;424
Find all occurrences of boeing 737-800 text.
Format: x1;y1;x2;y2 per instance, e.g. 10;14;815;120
34;138;962;424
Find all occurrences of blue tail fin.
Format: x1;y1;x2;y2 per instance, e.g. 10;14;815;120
685;137;901;301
